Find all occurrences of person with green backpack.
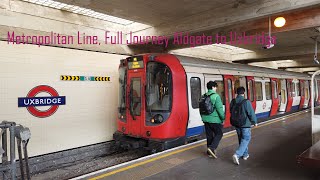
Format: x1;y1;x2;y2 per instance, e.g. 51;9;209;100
230;87;257;165
199;81;225;158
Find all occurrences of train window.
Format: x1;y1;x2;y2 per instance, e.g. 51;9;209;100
131;78;141;116
228;79;233;103
248;80;254;102
287;81;292;97
255;82;263;101
281;89;286;104
265;82;271;100
118;66;127;119
190;77;201;109
299;82;305;96
215;81;225;105
296;82;300;96
272;80;278;99
146;62;172;111
305;81;309;99
234;79;240;93
292;82;296;97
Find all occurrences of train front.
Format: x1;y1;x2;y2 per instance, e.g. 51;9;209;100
113;54;188;152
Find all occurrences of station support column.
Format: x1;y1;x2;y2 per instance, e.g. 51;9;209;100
311;70;320;144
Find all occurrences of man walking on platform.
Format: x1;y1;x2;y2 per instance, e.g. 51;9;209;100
230;87;257;165
200;81;225;158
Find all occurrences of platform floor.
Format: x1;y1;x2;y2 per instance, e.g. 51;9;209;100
78;110;320;180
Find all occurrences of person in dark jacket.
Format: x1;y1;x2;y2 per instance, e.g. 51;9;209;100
201;81;225;158
231;87;257;165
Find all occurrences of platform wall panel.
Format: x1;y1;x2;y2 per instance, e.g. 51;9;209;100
0;41;126;157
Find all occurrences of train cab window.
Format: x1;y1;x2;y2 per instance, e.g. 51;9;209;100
272;80;278;99
215;81;225;105
296;82;300;96
265;82;271;100
292;82;296;97
248;80;254;102
227;79;233;103
131;78;141;116
146;62;172;111
255;82;263;101
190;77;201;109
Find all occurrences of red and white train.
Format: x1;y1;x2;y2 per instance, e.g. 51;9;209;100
114;54;319;152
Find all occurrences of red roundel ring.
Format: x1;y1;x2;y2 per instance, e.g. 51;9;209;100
27;85;59;118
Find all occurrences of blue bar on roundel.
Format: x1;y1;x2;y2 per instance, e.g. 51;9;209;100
18;96;66;107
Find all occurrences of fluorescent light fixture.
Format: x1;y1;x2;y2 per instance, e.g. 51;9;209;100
20;0;134;25
210;44;254;53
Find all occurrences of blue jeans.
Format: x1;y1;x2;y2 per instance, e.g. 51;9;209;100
235;127;251;157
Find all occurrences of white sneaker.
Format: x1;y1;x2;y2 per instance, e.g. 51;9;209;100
232;154;240;165
243;154;249;160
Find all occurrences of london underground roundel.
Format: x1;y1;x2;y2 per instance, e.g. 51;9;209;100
18;85;66;118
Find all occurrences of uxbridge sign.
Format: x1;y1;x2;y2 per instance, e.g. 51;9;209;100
18;85;66;118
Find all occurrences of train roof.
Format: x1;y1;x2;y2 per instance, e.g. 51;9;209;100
174;55;311;79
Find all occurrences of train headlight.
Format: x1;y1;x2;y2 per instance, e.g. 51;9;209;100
119;114;126;121
153;114;164;123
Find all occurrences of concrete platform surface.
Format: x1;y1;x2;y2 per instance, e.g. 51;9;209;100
76;110;320;180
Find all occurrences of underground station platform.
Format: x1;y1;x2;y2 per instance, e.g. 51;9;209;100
72;110;320;180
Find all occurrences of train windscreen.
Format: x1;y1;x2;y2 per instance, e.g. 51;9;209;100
146;62;172;112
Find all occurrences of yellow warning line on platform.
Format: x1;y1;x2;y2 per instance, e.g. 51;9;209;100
89;110;308;180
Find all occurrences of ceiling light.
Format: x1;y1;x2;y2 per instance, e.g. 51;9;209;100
274;17;286;28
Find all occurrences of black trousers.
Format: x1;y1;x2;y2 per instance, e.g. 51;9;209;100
204;122;223;150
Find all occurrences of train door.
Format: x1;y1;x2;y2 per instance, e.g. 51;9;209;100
246;76;256;110
127;72;144;136
223;75;235;127
270;78;279;116
291;79;301;111
278;79;287;112
186;73;205;137
285;79;293;112
234;76;247;97
304;80;310;108
299;80;305;109
286;79;293;112
255;77;271;119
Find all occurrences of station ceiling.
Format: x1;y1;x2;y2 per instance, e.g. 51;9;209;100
3;0;320;73
52;0;320;73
